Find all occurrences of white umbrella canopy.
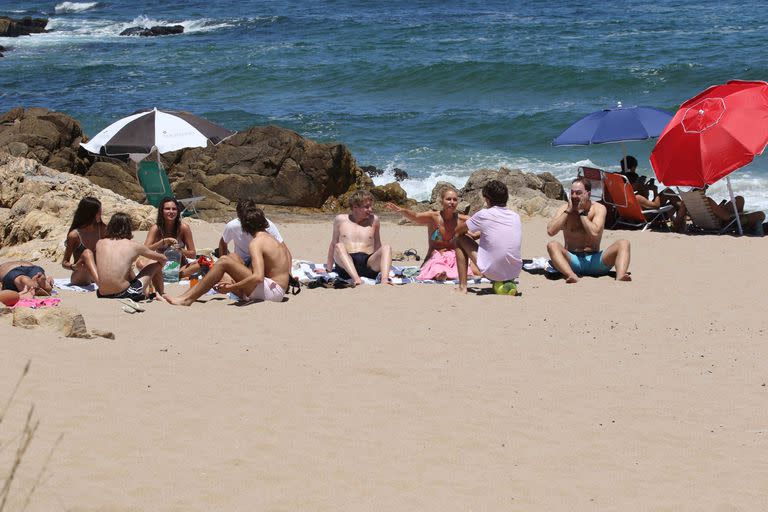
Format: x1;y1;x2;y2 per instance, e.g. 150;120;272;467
81;107;234;160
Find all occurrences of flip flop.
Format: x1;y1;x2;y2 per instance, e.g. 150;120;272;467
119;298;145;313
121;305;137;314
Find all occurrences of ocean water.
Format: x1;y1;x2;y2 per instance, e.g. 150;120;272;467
2;0;768;208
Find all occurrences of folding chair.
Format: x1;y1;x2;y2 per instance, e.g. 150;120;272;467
577;166;605;202
678;189;739;234
602;171;673;231
136;160;204;217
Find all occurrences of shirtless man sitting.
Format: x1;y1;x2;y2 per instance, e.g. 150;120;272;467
0;260;53;297
95;213;166;301
166;207;292;306
325;190;392;286
547;177;632;283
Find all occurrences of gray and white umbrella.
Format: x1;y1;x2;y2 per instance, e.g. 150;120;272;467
81;107;234;158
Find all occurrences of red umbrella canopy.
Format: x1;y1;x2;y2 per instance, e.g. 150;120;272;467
650;80;768;187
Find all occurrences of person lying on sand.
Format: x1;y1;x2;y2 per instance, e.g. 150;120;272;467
547;177;631;283
452;180;523;294
95;213;166;301
166;207;292;306
385;184;479;281
324;190;392;286
0;260;53;299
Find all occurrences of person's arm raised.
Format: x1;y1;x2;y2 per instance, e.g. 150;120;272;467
546;204;570;237
384;202;435;225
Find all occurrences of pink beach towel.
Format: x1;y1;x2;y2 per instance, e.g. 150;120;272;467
417;249;471;281
10;297;62;309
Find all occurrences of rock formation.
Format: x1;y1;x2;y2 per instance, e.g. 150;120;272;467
164;125;365;209
0;106;91;174
0;154;156;260
429;167;566;217
119;25;184;37
0;16;49;37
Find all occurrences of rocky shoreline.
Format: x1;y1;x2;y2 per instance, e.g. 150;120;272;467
0;106;565;219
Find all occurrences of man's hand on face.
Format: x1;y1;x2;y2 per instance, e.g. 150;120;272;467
577;194;590;214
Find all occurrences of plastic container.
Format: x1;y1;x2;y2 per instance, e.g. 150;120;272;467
162;247;182;283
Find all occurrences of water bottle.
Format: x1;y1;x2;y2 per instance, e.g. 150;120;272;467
162;246;182;283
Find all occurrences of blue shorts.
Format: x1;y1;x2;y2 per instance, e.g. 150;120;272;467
567;251;612;276
2;265;45;292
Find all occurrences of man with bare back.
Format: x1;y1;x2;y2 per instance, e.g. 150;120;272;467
325;190;392;286
166;207;292;306
546;177;631;283
95;213;166;301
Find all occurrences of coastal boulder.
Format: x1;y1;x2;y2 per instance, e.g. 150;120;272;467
86;161;145;203
0;154;156;260
0;107;90;174
165;125;360;209
0;17;49;37
12;306;90;339
456;167;566;217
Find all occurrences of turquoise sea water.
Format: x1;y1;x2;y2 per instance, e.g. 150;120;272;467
2;0;768;206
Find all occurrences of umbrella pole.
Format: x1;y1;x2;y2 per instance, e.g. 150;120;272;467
726;176;743;235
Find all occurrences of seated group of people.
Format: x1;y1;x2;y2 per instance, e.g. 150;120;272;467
4;166;762;307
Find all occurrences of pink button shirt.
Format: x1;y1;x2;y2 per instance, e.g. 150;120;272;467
465;206;522;281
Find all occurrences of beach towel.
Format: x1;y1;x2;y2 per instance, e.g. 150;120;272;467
10;297;62;309
54;279;97;292
291;260;491;286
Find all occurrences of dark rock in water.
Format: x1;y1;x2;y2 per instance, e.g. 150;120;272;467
119;25;184;37
361;165;383;177
393;167;409;181
0;17;49;37
0;45;6;57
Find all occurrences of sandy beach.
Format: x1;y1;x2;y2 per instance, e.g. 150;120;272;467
2;214;767;511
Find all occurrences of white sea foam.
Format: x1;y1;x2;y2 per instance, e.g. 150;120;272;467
54;2;100;13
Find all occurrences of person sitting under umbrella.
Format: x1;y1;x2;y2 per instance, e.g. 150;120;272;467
620;155;687;232
681;186;765;236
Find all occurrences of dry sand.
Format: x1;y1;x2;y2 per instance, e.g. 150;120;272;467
2;214;767;511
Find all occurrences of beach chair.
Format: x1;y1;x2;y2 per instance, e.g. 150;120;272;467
577;166;605;201
602;171;674;231
136;160;204;217
678;189;739;234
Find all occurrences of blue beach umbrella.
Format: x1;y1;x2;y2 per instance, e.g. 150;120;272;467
552;104;673;147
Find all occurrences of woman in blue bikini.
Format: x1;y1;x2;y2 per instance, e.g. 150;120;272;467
386;185;478;281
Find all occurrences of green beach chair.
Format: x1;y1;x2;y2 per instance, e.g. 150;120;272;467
136;160;204;217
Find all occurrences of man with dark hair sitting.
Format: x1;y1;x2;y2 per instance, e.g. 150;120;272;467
547;177;632;283
453;180;523;293
95;212;167;301
166;207;293;306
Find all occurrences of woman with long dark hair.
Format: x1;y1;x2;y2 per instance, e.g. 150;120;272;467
141;197;198;278
62;196;106;285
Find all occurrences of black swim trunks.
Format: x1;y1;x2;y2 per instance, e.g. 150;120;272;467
334;252;380;280
96;278;147;301
1;265;45;292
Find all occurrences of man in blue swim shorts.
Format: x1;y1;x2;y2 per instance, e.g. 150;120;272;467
546;177;632;283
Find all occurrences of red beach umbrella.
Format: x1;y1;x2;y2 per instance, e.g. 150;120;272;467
650;80;768;234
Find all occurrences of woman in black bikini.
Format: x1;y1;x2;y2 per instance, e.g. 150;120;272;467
385;185;478;281
62;196;106;285
140;197;199;278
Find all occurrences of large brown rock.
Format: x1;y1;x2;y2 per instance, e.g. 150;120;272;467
12;306;90;338
0;107;90;174
86;161;145;203
164;125;360;209
433;167;566;218
0;154;155;260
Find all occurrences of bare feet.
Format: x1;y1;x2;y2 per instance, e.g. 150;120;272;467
454;285;468;294
164;294;191;306
617;274;632;282
565;275;579;284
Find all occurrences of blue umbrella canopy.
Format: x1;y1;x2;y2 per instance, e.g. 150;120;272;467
553;105;673;146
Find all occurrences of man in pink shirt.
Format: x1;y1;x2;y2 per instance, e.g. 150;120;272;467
454;180;522;293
